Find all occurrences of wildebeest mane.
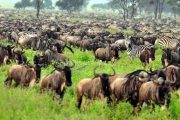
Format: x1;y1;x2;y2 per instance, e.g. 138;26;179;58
124;70;147;94
125;70;145;79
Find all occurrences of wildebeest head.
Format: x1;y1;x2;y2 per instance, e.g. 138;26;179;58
54;60;75;87
33;54;48;67
149;47;156;61
13;48;27;64
162;48;173;65
5;45;14;58
94;67;116;97
25;62;42;81
126;70;151;83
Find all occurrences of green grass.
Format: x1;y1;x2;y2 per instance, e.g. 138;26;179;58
0;40;180;120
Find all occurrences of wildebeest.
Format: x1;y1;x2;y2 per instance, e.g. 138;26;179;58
43;49;70;63
94;44;119;63
139;47;156;67
4;64;41;87
76;67;115;109
108;70;156;113
161;48;180;67
49;40;74;54
0;45;11;65
163;65;180;90
138;77;171;110
12;48;27;64
130;36;144;45
40;60;75;100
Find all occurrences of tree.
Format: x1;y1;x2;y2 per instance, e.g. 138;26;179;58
14;0;31;9
146;0;165;19
56;0;89;13
31;0;53;9
109;0;129;20
43;0;53;9
166;0;180;18
36;0;41;18
14;2;23;9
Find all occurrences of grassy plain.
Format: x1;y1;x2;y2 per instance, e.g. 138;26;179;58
0;39;180;120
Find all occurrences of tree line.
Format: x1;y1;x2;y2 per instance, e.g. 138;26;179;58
92;0;180;20
14;0;180;20
14;0;88;12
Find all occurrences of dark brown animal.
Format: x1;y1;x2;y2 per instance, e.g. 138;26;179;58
161;48;180;67
77;67;115;109
40;61;75;99
163;65;180;90
94;45;119;63
139;47;155;67
138;77;171;109
0;45;10;65
43;49;70;63
4;64;40;87
109;70;155;113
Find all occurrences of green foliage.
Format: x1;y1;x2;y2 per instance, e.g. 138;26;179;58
56;0;89;12
14;0;31;9
31;0;53;9
14;0;53;9
166;0;180;14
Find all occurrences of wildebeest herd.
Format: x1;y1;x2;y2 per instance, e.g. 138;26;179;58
0;10;180;114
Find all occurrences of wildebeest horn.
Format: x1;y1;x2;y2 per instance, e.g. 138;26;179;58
138;77;149;82
166;72;177;84
53;61;65;69
152;79;160;84
152;77;165;85
67;60;75;68
166;79;176;84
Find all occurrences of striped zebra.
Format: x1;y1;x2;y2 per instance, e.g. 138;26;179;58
127;44;154;57
155;35;180;49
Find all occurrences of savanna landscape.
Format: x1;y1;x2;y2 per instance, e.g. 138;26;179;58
0;0;180;120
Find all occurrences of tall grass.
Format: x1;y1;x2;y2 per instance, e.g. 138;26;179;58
0;40;180;120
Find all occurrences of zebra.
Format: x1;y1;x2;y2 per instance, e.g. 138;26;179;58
127;43;154;57
155;35;180;50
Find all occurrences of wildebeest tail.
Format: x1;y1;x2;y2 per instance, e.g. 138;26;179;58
65;45;74;53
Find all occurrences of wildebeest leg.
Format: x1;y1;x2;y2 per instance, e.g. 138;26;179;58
83;99;91;111
111;57;115;63
29;79;36;88
3;56;10;65
77;93;83;109
13;81;20;87
151;103;155;113
77;86;84;109
165;93;171;109
132;107;139;116
52;90;58;100
4;77;12;86
107;96;113;105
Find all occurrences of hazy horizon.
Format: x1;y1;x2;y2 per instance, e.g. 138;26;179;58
0;0;109;8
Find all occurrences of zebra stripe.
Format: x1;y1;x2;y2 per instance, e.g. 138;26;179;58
156;35;179;49
127;44;154;57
